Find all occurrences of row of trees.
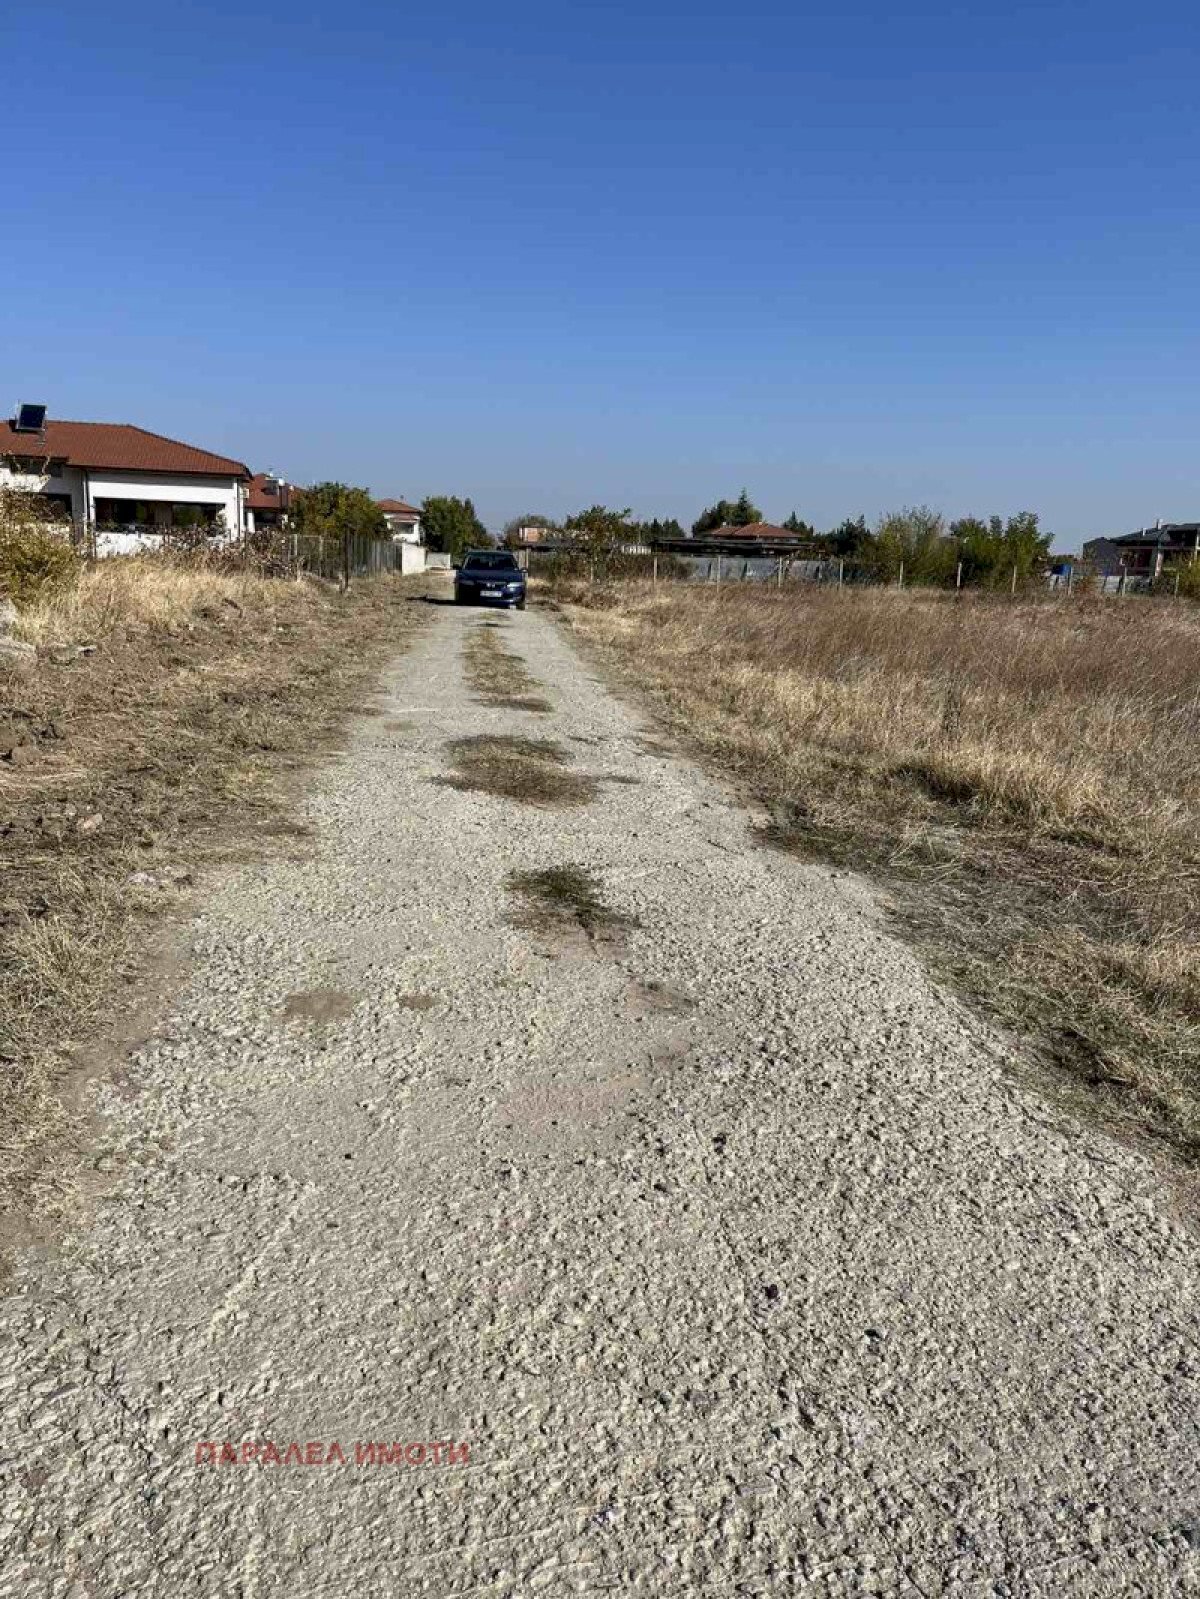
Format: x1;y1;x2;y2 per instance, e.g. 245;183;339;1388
287;483;1053;589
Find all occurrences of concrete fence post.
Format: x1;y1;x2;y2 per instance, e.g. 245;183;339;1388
898;562;904;589
956;561;963;591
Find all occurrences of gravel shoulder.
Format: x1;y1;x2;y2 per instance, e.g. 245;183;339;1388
2;600;1197;1596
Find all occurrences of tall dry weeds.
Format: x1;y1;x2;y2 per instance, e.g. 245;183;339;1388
551;579;1200;1165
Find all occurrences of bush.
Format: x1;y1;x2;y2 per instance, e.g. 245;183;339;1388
0;489;79;605
1162;561;1200;599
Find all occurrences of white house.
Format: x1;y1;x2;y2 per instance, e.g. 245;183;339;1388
377;498;423;544
0;404;251;553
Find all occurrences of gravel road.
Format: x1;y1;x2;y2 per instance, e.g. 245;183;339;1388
2;600;1198;1597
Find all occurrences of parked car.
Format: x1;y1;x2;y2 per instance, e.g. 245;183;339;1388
454;549;527;610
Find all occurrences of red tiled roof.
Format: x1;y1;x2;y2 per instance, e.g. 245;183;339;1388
246;472;295;510
0;419;249;478
377;498;421;516
707;522;797;539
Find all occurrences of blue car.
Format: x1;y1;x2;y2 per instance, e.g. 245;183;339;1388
454;549;527;610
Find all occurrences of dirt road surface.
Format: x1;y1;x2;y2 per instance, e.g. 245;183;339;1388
2;603;1198;1596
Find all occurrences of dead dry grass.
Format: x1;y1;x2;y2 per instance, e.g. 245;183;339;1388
508;864;635;938
1;557;431;1240
464;621;552;712
438;734;597;807
549;579;1200;1165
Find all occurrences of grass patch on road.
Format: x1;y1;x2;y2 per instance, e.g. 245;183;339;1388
1;559;431;1240
508;864;636;939
464;623;552;713
549;578;1200;1169
439;734;597;807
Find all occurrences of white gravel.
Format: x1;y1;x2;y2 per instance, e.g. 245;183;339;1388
1;602;1198;1597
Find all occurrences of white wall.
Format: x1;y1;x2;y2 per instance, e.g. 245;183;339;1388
384;513;422;545
0;462;245;539
84;470;244;535
0;461;87;520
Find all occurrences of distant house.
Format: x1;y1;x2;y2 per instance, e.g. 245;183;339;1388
513;525;554;546
0;403;250;552
1085;523;1200;581
704;522;804;543
245;472;297;534
377;499;422;544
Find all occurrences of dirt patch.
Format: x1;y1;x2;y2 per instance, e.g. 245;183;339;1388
397;992;436;1011
438;735;598;807
464;623;551;713
281;988;357;1024
383;719;415;733
508;864;637;940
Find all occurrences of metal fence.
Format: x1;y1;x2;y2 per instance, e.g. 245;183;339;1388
62;522;419;585
524;543;1193;599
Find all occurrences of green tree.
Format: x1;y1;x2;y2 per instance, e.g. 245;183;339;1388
825;516;870;557
783;511;815;538
863;506;957;585
563;505;636;570
423;495;490;563
636;516;686;542
291;482;386;542
692;489;763;535
951;511;1052;587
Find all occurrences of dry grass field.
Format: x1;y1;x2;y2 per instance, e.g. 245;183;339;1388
550;579;1200;1167
1;559;429;1241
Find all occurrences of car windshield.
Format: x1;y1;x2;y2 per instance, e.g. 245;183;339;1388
463;552;518;571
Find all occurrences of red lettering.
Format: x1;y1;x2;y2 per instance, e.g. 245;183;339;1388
355;1442;376;1465
219;1443;239;1465
404;1443;427;1466
305;1442;323;1465
260;1441;282;1466
376;1443;405;1465
194;1442;216;1464
326;1442;346;1465
283;1443;304;1466
446;1441;470;1465
240;1442;259;1465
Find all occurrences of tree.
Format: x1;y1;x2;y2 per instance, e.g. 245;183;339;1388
422;496;490;563
634;516;686;542
825;516;869;557
291;482;386;542
861;506;957;585
951;511;1052;587
692;489;763;535
783;511;815;538
562;505;636;563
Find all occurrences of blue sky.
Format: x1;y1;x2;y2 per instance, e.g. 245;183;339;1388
5;1;1198;545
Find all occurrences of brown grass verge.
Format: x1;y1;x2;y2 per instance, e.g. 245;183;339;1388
546;578;1200;1168
1;558;432;1241
437;734;597;807
464;621;552;712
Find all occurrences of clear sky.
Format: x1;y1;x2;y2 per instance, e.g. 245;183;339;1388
5;2;1198;546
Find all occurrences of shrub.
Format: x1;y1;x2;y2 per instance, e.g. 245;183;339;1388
0;489;79;605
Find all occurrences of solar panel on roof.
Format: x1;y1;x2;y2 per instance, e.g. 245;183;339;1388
14;402;46;433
